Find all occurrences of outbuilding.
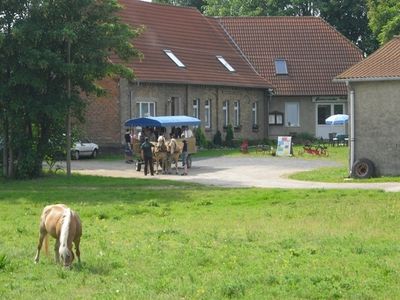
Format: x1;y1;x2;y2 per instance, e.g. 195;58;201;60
336;36;400;177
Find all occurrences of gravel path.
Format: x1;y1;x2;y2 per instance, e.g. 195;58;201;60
69;156;400;192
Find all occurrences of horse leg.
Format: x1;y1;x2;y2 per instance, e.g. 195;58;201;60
74;238;81;263
34;227;47;263
54;239;60;263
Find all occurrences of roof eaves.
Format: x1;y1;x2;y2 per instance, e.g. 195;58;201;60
132;79;271;89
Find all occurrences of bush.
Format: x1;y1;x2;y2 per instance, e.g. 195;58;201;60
195;127;207;148
293;132;317;145
213;130;222;146
225;125;234;147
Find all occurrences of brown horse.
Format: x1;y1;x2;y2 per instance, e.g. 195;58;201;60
154;136;169;174
34;204;82;267
167;138;182;174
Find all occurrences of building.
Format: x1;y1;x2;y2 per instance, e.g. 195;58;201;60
336;36;400;177
83;0;363;149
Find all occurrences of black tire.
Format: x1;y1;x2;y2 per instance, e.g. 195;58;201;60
92;149;98;159
352;158;375;179
187;154;192;168
135;161;141;172
73;150;80;160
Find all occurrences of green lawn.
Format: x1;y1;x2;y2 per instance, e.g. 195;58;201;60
1;175;400;299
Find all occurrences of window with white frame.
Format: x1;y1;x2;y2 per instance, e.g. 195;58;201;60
222;100;229;126
285;102;299;127
163;49;185;68
136;102;156;117
204;99;211;128
192;98;199;119
216;55;235;72
233;101;240;127
252;102;258;127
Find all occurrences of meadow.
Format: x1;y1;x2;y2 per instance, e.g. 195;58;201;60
0;175;400;299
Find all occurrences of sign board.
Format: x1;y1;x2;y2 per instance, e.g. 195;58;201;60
276;136;292;156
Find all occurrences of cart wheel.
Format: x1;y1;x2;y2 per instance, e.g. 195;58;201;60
187;155;192;168
352;158;375;179
135;161;141;172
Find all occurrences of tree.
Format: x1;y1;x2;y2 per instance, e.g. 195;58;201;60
0;0;141;178
319;0;379;55
368;0;400;44
203;0;379;54
152;0;205;12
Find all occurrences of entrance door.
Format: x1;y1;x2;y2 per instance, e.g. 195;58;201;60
316;103;346;139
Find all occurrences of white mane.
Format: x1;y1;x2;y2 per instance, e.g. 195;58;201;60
59;208;71;258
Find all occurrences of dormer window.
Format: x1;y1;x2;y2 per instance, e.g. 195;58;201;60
164;49;185;68
217;55;235;72
275;59;288;75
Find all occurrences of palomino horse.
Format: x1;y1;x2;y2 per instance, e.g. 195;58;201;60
153;136;169;174
34;204;82;267
167;138;182;174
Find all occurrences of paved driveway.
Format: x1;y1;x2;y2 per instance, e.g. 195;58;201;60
70;156;400;192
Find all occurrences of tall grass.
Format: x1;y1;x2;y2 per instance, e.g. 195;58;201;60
0;175;400;299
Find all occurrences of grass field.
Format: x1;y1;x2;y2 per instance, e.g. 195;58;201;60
1;175;400;299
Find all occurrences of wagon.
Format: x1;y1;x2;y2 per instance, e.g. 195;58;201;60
124;115;201;172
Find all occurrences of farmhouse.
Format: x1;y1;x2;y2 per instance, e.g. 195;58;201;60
82;0;362;149
336;36;400;177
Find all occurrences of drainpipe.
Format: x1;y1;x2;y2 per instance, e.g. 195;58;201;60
348;83;355;177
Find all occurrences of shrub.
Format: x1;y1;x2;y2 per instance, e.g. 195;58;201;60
213;130;222;146
225;124;234;147
195;127;207;148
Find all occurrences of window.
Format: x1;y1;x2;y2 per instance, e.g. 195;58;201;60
252;102;258;128
204;99;211;128
216;56;235;72
136;102;156;117
222;100;229;126
163;49;185;68
192;98;199;119
275;59;288;75
269;111;284;125
233;101;240;127
317;103;344;125
285;102;299;127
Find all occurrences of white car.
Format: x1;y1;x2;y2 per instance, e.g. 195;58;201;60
71;139;99;160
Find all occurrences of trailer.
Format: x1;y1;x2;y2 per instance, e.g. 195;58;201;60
124;115;201;172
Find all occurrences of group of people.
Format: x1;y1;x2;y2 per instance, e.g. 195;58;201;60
124;127;192;176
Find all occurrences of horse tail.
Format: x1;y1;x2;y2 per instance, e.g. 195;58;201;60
59;208;72;258
43;234;49;256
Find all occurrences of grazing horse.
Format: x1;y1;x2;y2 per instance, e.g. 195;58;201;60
153;136;169;174
167;138;182;174
34;204;82;267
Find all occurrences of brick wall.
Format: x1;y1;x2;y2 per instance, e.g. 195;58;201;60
82;77;121;148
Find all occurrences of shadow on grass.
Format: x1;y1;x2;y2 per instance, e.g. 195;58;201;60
0;173;215;206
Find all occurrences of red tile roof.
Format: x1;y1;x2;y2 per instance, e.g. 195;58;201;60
336;36;400;81
116;0;271;89
218;17;363;96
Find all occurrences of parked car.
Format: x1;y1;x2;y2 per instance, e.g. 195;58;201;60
71;139;99;160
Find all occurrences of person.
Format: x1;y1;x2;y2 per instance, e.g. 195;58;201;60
124;129;133;163
181;139;188;176
141;137;155;176
182;126;193;138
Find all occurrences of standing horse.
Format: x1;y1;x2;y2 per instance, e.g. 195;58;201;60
153;136;169;174
167;138;182;174
34;204;82;267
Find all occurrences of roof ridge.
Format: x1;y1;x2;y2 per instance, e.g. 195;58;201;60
216;16;321;19
131;0;199;12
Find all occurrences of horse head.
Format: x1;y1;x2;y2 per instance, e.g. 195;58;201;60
59;246;75;268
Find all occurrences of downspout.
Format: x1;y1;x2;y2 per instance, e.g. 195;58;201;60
348;83;355;177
